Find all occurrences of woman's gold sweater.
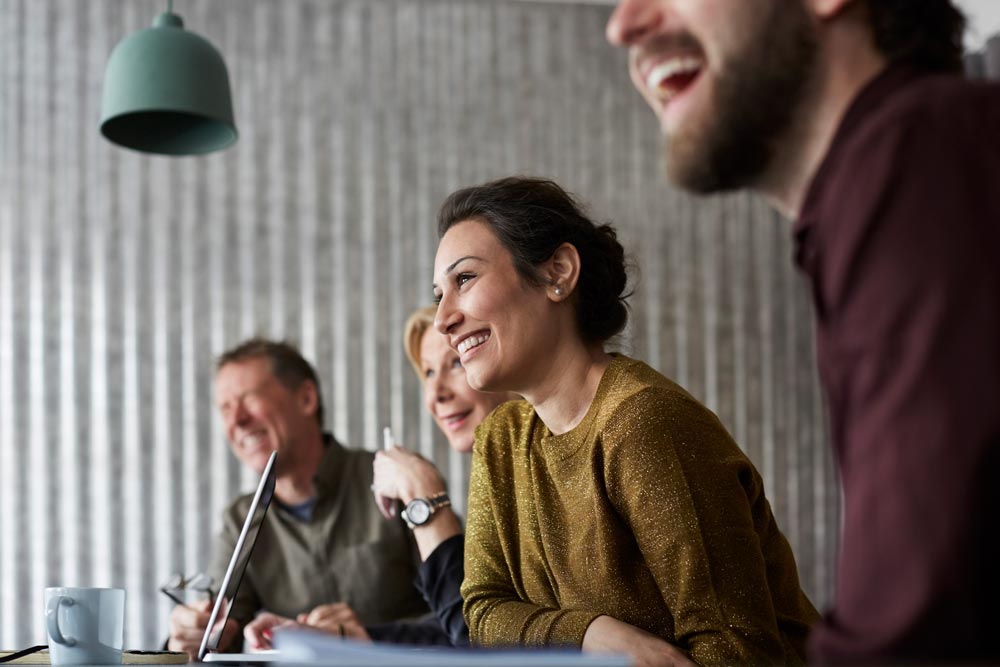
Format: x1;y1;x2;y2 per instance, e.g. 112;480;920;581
462;355;819;665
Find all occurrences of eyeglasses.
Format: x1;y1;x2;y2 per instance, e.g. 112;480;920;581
160;572;215;607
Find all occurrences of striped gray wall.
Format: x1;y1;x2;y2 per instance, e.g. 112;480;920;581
0;0;840;649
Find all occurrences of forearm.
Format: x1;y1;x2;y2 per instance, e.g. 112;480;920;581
583;616;695;667
366;617;452;646
415;534;469;646
464;592;598;647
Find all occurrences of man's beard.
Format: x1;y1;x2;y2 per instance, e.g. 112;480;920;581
666;4;818;193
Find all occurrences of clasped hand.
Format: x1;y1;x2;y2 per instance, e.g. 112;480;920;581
243;603;371;650
371;445;447;519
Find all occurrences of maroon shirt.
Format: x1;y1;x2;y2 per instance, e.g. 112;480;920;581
796;65;1000;662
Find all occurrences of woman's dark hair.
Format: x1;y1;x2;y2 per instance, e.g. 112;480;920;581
868;0;966;72
217;338;324;428
437;176;630;344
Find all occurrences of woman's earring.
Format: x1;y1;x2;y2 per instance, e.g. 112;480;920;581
554;286;565;296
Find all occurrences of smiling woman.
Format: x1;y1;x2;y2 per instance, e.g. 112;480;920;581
434;177;820;667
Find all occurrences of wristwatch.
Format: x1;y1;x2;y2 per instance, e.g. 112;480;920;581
401;492;451;529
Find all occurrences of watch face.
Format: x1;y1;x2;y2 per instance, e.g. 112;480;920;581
405;498;432;525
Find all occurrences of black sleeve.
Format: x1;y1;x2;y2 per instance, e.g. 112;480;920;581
414;534;469;647
366;613;453;646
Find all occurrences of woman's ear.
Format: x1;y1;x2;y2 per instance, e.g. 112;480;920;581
544;243;581;302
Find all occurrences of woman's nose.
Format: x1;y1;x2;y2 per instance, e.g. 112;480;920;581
435;294;462;335
434;375;455;401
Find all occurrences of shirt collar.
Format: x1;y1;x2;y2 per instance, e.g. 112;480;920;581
794;63;923;241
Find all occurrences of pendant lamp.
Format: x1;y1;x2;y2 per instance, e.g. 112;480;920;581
100;2;237;156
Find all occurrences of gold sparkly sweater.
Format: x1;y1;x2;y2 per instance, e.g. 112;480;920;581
462;355;819;666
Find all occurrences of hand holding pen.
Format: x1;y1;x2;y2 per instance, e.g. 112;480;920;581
371;427;399;518
160;572;215;608
372;427;448;520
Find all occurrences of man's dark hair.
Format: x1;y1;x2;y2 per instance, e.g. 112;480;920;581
868;0;966;72
216;338;324;428
438;176;631;344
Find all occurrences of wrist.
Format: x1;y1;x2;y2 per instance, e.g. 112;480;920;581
401;492;451;529
400;480;447;505
410;509;463;561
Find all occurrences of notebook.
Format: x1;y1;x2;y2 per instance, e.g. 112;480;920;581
198;451;280;664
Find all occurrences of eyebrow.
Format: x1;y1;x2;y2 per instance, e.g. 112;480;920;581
433;255;483;289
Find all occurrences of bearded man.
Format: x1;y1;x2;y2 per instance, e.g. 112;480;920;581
607;1;1000;663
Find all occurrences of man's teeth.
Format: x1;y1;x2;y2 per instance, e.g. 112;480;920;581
241;433;265;448
458;333;490;355
646;57;702;99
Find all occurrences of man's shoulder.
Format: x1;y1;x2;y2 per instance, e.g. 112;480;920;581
861;71;1000;142
336;443;376;464
802;68;1000;238
316;435;375;481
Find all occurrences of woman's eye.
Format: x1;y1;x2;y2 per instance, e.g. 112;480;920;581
456;272;474;287
450;358;463;370
432;292;442;305
424;368;435;379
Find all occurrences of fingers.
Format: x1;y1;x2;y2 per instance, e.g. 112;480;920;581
379;445;425;465
340;621;371;642
168;599;215;659
374;492;397;519
301;603;365;640
372;454;401;495
373;448;446;505
169;598;213;629
304;602;359;627
244;612;294;650
292;604;371;643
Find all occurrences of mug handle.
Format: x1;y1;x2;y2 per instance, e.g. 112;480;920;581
45;596;77;647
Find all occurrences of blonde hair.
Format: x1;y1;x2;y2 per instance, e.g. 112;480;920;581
403;306;438;379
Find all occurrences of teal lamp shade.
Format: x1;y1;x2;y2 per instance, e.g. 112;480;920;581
100;12;237;155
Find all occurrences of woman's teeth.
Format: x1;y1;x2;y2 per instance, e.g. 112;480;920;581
458;332;490;354
445;411;471;426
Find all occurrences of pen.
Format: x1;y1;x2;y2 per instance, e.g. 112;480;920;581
376;426;398;518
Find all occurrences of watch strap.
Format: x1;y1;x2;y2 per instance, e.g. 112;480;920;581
402;492;451;528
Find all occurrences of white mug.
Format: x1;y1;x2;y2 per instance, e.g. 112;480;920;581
44;587;125;665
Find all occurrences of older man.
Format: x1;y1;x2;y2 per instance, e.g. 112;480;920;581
607;0;1000;663
167;339;427;660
